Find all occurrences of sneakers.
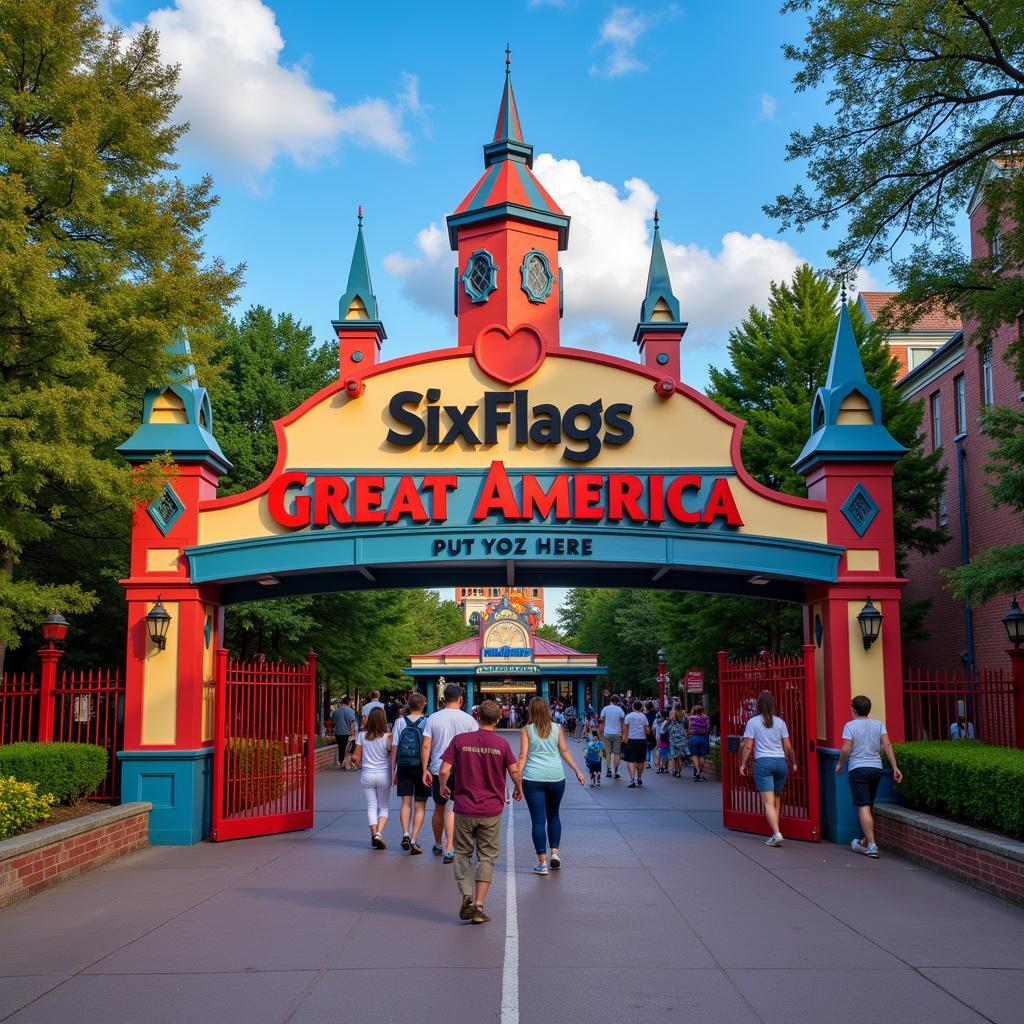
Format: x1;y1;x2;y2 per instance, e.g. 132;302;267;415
627;781;637;789
459;895;476;921
614;773;621;779
371;833;386;849
401;834;411;850
636;779;643;786
764;832;784;848
549;855;560;870
851;838;880;859
409;841;423;856
443;851;455;864
533;863;550;876
432;844;443;856
472;904;491;925
606;770;612;778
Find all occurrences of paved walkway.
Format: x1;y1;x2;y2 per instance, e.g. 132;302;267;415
3;735;1024;1023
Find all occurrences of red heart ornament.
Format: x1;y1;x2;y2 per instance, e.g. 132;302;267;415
473;323;545;385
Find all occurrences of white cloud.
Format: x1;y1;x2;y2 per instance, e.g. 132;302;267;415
759;93;777;121
590;5;674;77
385;153;812;382
131;0;422;176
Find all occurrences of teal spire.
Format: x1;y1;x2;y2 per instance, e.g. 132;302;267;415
793;296;904;474
117;327;231;474
483;47;534;167
639;210;681;323
337;206;380;322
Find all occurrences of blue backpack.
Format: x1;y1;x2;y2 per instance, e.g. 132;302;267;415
396;715;426;767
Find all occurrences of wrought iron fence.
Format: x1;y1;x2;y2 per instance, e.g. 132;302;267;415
0;671;39;745
903;666;1016;748
53;667;125;800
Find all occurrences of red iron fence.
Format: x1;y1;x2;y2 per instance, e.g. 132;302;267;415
903;666;1016;748
0;671;39;745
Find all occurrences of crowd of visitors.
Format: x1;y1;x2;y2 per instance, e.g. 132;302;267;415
332;683;901;920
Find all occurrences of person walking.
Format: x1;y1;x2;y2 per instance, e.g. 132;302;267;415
599;695;625;779
331;695;357;771
583;729;604;785
518;697;586;875
836;694;903;858
390;692;430;855
360;690;385;730
738;691;796;847
421;683;478;863
438;700;522;925
643;700;658;769
353;707;392;849
622;700;652;787
687;704;710;781
655;711;672;773
667;705;688;777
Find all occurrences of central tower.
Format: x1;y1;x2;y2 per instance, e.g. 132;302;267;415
447;52;570;353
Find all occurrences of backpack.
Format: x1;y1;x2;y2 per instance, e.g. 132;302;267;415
396;715;426;766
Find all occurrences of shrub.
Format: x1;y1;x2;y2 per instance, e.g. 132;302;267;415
0;776;55;840
0;743;108;804
894;741;1024;839
226;739;285;811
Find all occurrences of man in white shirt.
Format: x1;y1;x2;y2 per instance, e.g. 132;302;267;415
598;696;625;779
360;691;385;730
621;700;652;787
836;694;903;858
421;683;477;863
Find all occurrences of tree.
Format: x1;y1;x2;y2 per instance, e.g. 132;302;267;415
0;2;239;665
768;0;1024;599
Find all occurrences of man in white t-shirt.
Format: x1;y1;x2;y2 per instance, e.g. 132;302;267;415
598;696;626;779
836;694;903;858
621;701;652;787
360;691;385;730
421;683;477;863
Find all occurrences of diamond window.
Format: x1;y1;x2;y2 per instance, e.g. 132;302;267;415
840;482;880;538
148;484;185;536
520;249;553;303
461;250;498;303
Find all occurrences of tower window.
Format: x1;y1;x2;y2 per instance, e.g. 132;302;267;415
520;250;553;303
981;345;994;406
462;250;498;303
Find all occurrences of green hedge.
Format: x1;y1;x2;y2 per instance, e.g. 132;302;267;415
0;743;108;804
0;776;56;840
226;739;285;811
894;741;1024;839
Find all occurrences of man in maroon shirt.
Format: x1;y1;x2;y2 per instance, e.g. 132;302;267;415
439;699;523;924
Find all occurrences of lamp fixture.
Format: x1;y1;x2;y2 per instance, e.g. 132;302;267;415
41;609;69;645
146;596;172;651
856;597;883;650
1002;597;1024;648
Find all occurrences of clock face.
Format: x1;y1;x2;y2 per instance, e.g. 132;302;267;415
486;622;528;649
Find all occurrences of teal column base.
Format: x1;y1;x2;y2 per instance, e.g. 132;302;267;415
817;747;897;845
466;680;475;707
427;682;436;714
576;681;585;715
541;678;550;702
119;748;212;846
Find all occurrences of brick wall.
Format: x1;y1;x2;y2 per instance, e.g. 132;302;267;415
875;804;1024;906
314;742;339;772
0;803;150;911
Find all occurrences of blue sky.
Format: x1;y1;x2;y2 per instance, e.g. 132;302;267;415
103;0;898;621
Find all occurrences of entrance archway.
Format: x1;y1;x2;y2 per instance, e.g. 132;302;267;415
116;62;905;847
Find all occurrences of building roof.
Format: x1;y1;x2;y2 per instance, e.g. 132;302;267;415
858;291;962;333
895;329;965;394
416;634;593;659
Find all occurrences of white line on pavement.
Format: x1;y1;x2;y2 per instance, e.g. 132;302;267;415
500;799;519;1024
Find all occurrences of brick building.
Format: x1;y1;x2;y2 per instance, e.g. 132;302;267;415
858;291;961;377
454;587;545;627
897;157;1024;671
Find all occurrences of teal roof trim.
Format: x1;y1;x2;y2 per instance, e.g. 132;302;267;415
447;204;570;250
793;302;904;474
337;224;379;322
331;318;387;341
640;226;681;322
632;319;688;346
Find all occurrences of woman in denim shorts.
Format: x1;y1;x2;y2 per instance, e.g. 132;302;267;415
738;691;797;848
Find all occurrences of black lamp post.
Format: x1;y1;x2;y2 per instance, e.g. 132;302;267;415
146;596;172;651
856;597;883;651
1002;597;1024;648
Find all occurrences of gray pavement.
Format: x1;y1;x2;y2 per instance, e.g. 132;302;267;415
2;733;1024;1023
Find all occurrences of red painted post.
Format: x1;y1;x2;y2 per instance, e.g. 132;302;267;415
210;647;228;841
305;652;318;816
1008;648;1024;749
36;645;63;743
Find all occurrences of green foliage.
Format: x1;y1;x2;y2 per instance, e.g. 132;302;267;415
226;739;283;810
894;741;1024;839
0;1;239;663
0;742;108;803
0;776;55;840
533;624;564;643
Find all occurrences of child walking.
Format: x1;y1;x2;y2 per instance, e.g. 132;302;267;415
583;729;604;786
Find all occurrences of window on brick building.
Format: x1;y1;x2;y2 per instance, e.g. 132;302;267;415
954;374;966;435
981;345;994;406
930;392;941;449
992;228;1002;266
937;490;948;527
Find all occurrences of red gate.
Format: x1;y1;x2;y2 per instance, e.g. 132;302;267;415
211;651;316;842
719;645;820;842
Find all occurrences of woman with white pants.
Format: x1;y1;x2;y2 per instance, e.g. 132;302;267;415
354;707;392;849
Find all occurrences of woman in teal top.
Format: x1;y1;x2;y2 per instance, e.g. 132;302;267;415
518;697;585;875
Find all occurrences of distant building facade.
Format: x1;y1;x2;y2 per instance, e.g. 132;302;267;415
858;291;961;377
897;158;1024;671
455;586;545;627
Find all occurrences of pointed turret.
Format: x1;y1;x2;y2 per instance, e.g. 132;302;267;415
634;211;687;380
118;328;231;475
793;297;904;474
333;207;386;373
446;52;569;351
